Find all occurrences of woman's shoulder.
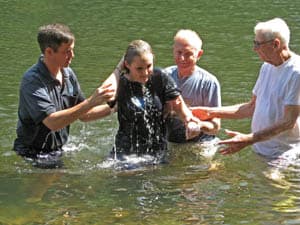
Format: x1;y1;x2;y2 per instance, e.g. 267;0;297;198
153;67;170;79
151;68;178;91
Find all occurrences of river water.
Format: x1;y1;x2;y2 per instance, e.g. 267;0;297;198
1;0;300;224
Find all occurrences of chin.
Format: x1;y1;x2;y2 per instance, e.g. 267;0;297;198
178;66;191;72
140;78;149;84
64;61;72;67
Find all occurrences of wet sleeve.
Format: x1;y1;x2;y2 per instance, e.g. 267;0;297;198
161;71;181;101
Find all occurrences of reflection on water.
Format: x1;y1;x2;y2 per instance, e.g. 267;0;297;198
263;160;300;225
1;138;300;224
2;123;300;224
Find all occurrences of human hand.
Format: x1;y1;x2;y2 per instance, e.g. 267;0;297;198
191;106;212;120
186;121;201;140
199;121;216;135
185;120;217;140
88;83;115;107
218;129;253;155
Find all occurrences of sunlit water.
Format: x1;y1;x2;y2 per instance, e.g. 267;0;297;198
1;0;300;224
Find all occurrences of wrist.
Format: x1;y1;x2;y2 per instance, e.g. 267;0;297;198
184;115;194;124
84;98;93;108
249;133;257;144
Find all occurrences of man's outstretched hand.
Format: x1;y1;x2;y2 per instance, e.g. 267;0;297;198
218;129;253;155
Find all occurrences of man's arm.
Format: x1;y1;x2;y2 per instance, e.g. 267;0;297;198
76;57;125;123
167;95;215;139
192;95;256;120
252;104;300;143
79;104;115;122
43;83;114;131
219;104;300;154
44;57;124;130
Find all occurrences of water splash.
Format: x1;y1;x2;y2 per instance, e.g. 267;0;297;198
114;81;165;156
96;154;163;171
196;137;220;159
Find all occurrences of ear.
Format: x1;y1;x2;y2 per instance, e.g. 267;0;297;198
45;47;54;56
197;49;204;59
124;60;130;70
273;39;280;49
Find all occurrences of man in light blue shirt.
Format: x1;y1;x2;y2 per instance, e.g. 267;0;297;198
165;29;221;143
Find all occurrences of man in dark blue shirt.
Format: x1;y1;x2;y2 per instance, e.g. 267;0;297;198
14;24;114;168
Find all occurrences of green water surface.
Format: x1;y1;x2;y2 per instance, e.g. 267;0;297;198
0;0;300;224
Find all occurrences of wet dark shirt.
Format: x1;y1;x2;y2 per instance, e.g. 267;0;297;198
114;68;180;156
13;56;85;157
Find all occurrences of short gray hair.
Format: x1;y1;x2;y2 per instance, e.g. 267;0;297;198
174;29;202;51
254;18;290;47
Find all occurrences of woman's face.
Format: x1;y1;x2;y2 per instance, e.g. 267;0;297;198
125;52;154;84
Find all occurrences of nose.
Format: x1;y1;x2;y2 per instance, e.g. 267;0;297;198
144;68;151;76
67;49;74;59
177;53;185;61
70;49;75;58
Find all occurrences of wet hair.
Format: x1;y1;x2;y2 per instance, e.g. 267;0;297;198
254;18;290;47
174;29;202;51
37;23;75;53
124;40;153;72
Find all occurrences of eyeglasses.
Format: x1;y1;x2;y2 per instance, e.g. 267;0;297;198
253;39;274;48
